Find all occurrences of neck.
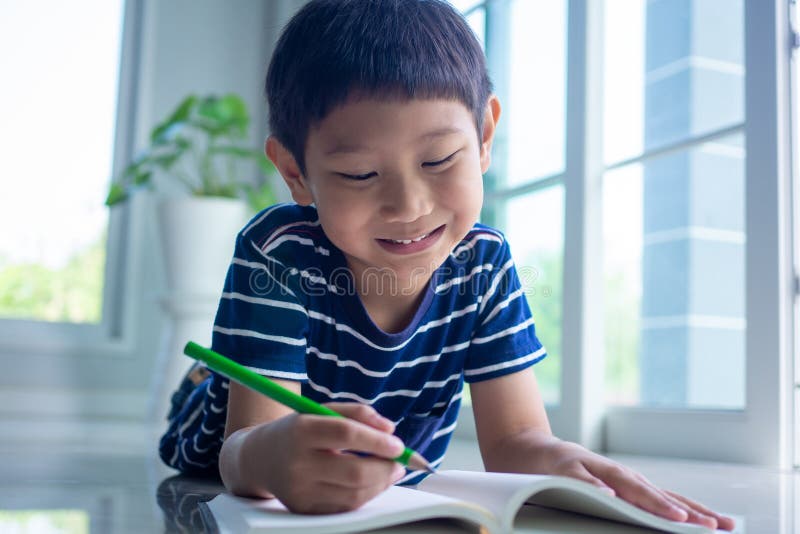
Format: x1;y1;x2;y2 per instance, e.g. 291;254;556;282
349;264;434;334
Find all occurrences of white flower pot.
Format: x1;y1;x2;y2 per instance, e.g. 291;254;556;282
157;197;248;297
150;197;249;429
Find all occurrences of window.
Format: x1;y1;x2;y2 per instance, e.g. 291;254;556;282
449;0;567;431
0;0;126;325
456;0;793;466
602;0;745;410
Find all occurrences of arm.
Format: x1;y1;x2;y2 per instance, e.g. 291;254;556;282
470;369;735;531
219;380;407;513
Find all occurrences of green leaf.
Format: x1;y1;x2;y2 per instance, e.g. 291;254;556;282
196;94;249;137
105;183;128;206
150;95;197;143
133;170;152;185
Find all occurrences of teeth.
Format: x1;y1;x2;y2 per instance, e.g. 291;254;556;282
389;232;429;244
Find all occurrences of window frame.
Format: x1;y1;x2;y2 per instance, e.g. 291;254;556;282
603;0;795;467
0;0;143;360
457;0;796;469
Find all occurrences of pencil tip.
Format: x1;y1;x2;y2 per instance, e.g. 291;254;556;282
407;452;436;473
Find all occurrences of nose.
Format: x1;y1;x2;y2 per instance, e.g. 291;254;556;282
380;172;434;223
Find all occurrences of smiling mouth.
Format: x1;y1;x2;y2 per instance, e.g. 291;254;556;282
385;233;431;245
378;225;444;245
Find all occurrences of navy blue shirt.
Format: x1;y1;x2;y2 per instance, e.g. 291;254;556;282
160;203;546;485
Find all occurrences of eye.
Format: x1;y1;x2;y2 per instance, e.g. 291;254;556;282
422;150;459;168
337;171;377;181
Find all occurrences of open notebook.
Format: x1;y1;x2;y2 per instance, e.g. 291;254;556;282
202;470;716;533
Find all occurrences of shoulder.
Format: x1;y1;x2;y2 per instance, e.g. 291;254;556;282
451;222;510;265
235;203;333;262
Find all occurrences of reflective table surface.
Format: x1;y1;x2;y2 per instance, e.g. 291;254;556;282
0;440;797;533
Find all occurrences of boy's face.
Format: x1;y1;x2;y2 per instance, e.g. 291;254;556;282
269;96;500;291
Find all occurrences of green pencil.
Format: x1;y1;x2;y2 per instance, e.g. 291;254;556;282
183;341;435;473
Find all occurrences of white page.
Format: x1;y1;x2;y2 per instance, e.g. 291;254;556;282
418;470;714;534
208;485;496;534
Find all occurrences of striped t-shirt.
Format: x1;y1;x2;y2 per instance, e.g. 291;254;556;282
161;203;546;485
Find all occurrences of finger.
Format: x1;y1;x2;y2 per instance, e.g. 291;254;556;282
324;402;396;433
665;490;735;530
311;449;406;489
657;492;717;529
299;414;406;459
561;464;616;496
585;463;690;523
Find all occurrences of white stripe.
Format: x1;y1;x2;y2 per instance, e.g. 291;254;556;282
307;341;469;378
180;441;212;468
232;255;297;298
178;402;204;434
480;287;525;326
397;455;446;485
200;421;220;435
243;365;308;381
192;434;210;454
263;234;330;257
395;391;464;423
221;291;308;315
471;315;537;345
432;421;457;440
307;373;462;405
478;258;514;315
209;402;225;414
263;219;321;247
641;315;746;330
213;325;307;346
450;232;503;259
434;263;494;293
464;347;546;377
242;203;287;236
307;304;477;351
423;391;464;415
291;268;342;294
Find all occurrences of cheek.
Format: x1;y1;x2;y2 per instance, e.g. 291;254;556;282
442;167;484;220
312;186;370;236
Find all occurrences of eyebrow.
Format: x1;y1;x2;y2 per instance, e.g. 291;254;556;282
323;127;464;156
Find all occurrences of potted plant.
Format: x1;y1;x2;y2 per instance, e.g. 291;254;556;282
106;93;276;296
106;93;277;425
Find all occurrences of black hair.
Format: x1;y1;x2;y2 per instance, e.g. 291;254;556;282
265;0;493;175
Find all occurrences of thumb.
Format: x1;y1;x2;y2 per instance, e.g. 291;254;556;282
324;402;396;433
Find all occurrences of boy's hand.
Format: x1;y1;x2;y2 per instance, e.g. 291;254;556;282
543;440;736;531
247;402;406;514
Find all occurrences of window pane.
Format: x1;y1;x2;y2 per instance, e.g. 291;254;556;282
449;0;484;14
0;0;124;323
0;510;89;534
503;185;564;405
603;135;746;409
505;0;566;186
450;1;485;49
604;0;744;165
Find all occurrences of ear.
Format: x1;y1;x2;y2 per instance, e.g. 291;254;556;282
266;136;314;206
479;95;501;174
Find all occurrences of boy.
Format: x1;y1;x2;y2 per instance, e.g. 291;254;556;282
160;0;733;529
